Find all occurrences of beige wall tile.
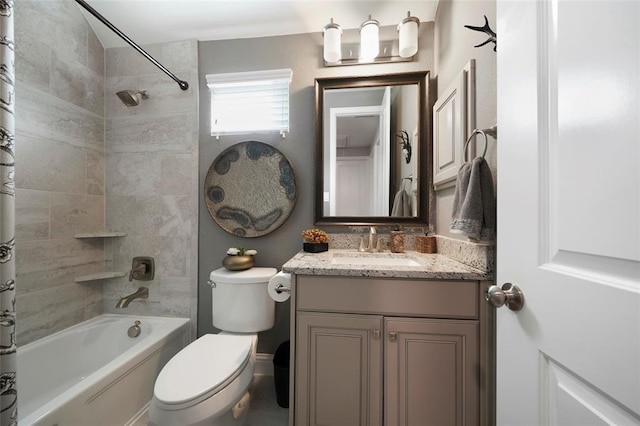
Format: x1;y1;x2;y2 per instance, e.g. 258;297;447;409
16;238;104;294
16;283;87;345
106;113;191;153
51;54;105;116
50;194;105;238
16;85;103;151
14;0;108;345
105;152;161;196
160;153;193;196
15;135;86;193
15;189;50;241
87;151;105;195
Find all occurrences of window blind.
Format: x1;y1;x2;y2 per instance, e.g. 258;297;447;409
206;69;293;138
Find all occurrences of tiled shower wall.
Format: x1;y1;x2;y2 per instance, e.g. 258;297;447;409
14;0;106;344
14;1;199;345
102;41;199;335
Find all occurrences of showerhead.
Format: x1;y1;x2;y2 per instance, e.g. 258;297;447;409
116;90;149;107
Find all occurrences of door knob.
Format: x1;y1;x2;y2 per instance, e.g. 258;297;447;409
485;283;524;311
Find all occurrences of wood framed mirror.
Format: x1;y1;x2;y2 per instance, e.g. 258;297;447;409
314;71;431;226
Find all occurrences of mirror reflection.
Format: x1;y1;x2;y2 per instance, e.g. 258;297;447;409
323;85;418;217
315;72;430;226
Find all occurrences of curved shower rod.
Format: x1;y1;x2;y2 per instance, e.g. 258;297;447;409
75;0;189;91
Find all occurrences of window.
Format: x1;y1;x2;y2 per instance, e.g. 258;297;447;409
206;69;293;138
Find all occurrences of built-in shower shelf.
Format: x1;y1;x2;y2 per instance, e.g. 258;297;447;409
74;232;127;239
75;272;126;283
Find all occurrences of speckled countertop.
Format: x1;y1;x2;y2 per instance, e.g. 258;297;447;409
282;249;493;281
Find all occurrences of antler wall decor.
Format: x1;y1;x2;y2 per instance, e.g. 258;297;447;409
464;15;497;52
397;130;412;164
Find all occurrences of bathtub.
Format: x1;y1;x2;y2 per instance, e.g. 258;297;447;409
18;314;190;426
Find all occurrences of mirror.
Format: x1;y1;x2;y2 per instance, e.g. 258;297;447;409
314;71;431;225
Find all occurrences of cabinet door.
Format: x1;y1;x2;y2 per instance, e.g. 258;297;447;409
385;318;479;426
295;312;383;426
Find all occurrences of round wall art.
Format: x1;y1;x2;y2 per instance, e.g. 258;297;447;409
204;141;297;237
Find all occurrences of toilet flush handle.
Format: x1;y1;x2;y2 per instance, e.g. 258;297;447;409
208;279;217;319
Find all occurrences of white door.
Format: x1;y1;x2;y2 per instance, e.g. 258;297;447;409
497;1;640;425
335;157;370;216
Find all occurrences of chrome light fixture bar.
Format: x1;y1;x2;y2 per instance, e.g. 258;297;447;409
323;11;420;67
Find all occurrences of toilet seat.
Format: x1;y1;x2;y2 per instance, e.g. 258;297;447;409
154;334;253;409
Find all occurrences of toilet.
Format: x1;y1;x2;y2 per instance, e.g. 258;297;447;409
149;267;278;426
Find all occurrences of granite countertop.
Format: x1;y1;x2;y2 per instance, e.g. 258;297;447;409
282;249;493;281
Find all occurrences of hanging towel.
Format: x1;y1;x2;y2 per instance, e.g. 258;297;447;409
450;157;496;240
391;189;411;216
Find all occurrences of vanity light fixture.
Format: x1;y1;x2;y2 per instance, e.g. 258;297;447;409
322;11;420;67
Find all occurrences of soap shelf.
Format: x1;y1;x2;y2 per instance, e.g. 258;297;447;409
74;232;127;282
75;272;126;283
74;232;126;239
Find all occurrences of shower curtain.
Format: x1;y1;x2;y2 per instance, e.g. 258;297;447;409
0;1;17;424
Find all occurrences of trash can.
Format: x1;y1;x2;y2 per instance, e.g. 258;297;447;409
273;340;290;408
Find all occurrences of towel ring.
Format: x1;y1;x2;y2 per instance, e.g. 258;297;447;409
464;129;489;161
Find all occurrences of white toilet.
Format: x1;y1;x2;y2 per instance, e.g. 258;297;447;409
149;267;278;426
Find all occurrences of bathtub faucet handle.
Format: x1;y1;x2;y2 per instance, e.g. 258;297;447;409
129;257;155;281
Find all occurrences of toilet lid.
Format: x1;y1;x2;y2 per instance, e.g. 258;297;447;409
154;334;253;405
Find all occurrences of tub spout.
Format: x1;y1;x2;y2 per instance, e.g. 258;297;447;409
116;287;149;308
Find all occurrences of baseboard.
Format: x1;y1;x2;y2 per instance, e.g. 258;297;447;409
125;401;150;426
255;353;274;376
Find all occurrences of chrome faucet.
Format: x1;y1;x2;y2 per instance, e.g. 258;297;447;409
368;226;377;252
116;287;149;308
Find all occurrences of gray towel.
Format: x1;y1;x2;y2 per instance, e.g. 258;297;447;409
391;189;411;216
450;157;496;240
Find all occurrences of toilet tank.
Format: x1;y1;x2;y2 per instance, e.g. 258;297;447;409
209;267;277;332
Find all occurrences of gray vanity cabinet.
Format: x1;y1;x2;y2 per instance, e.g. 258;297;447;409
295;312;383;426
291;275;492;426
384;318;479;426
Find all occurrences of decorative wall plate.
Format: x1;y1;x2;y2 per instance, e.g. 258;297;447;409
204;141;297;237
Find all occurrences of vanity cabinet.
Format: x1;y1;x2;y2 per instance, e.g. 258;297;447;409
291;275;492;426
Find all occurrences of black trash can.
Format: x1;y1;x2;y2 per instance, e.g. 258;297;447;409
273;340;290;408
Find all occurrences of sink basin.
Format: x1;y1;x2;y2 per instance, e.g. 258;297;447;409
330;254;421;267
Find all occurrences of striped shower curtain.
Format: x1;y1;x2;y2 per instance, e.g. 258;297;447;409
0;0;16;424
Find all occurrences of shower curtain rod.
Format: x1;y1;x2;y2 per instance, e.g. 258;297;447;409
75;0;189;91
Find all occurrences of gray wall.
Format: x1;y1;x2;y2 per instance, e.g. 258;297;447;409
434;0;497;238
103;41;200;336
14;0;106;344
198;24;435;353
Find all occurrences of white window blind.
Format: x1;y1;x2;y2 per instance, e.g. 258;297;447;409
206;69;293;138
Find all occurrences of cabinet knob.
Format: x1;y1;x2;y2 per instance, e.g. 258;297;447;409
389;331;397;341
372;329;380;339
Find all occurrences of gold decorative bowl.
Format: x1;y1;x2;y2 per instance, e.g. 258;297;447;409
222;255;255;271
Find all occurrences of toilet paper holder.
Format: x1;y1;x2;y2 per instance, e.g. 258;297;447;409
274;283;290;294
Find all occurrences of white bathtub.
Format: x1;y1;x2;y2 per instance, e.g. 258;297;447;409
18;314;190;426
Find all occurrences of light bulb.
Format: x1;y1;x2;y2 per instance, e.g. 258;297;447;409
398;12;419;58
323;18;342;63
359;15;379;61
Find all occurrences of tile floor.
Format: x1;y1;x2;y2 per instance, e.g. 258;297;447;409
245;374;290;426
132;374;289;425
